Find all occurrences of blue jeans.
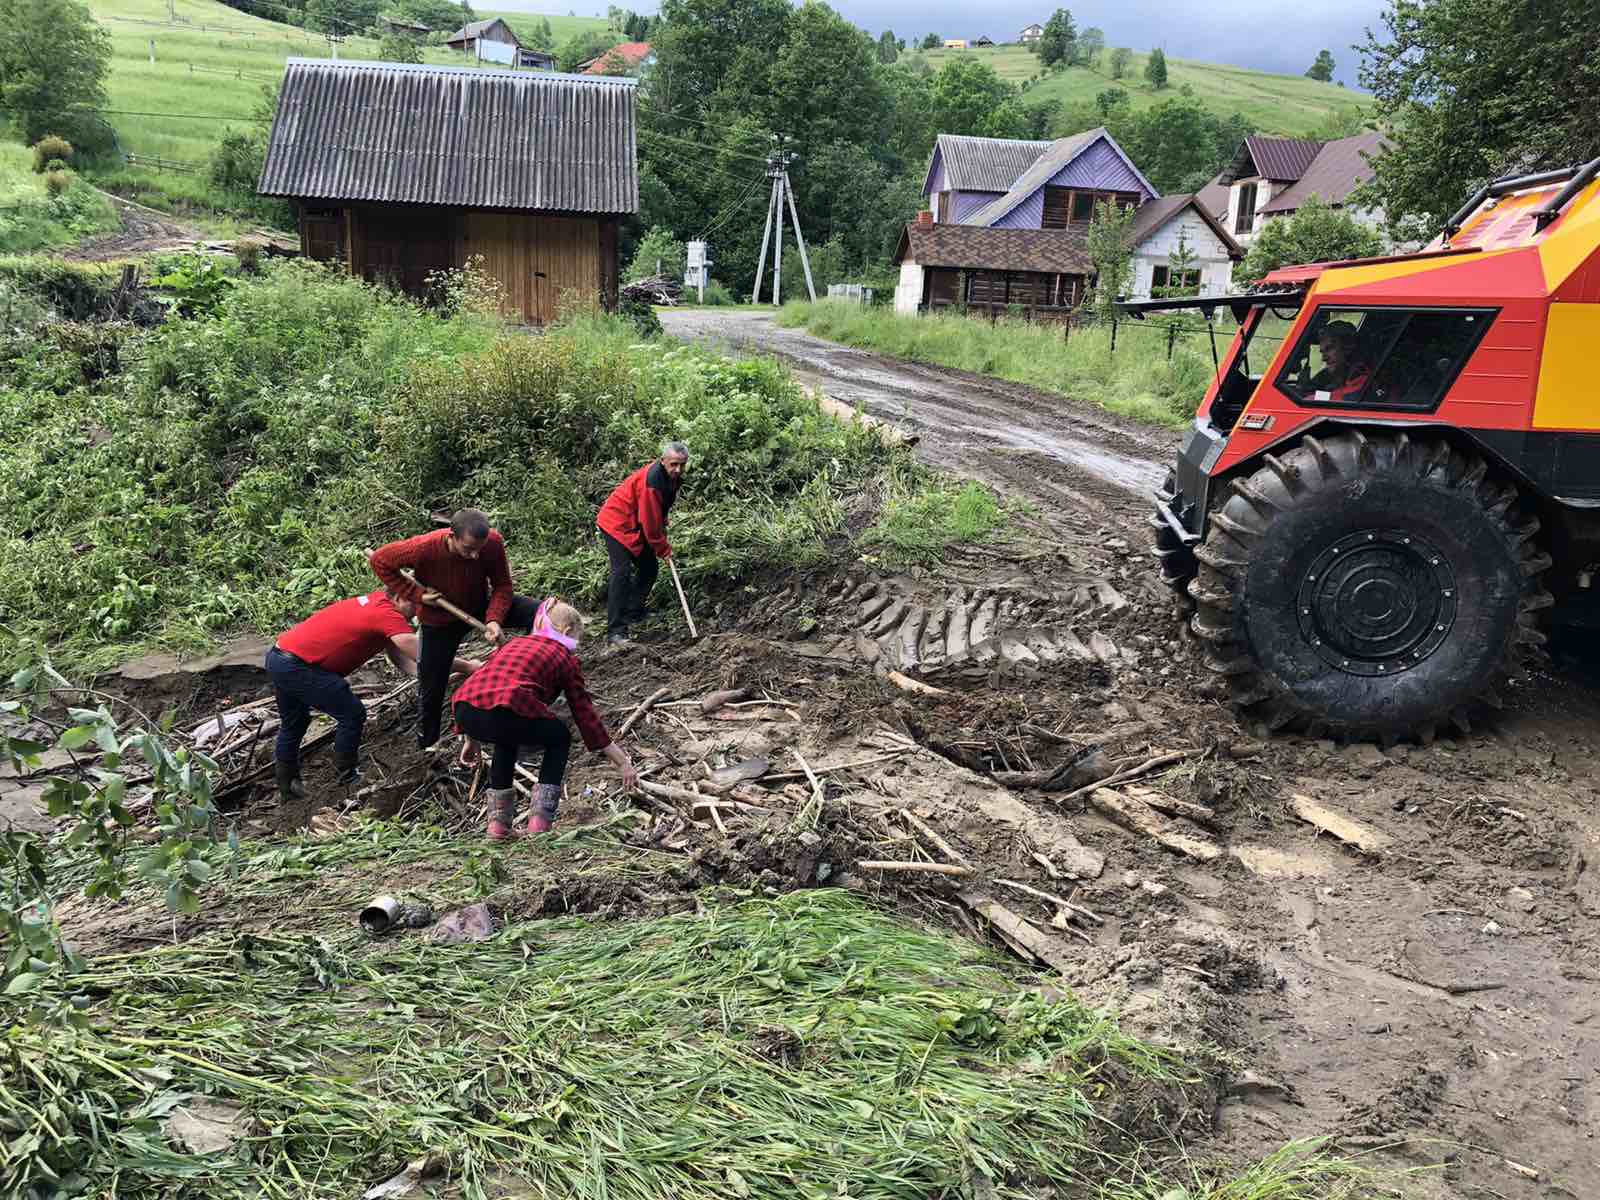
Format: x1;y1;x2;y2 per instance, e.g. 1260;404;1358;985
265;646;366;766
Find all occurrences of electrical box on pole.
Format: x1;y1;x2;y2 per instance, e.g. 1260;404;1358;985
686;241;710;303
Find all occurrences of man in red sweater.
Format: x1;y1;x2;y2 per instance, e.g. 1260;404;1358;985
369;508;540;749
595;442;688;643
267;589;479;798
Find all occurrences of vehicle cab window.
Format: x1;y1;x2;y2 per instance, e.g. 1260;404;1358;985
1276;306;1496;412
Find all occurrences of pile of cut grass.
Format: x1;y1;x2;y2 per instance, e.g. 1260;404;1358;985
779;300;1216;428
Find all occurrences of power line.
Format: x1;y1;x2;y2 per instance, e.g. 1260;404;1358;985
636;127;768;163
699;171;766;239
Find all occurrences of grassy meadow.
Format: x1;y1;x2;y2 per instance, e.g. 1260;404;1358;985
778;299;1218;428
88;0;611;164
910;43;1366;138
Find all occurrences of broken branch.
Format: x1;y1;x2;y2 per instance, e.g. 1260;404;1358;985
617;687;672;740
857;860;975;877
1054;750;1201;803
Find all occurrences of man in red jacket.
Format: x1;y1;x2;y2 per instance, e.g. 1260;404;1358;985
595;442;688;643
370;508;540;749
267;589;479;798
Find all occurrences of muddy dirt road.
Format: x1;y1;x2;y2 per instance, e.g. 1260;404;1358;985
661;308;1172;519
661;308;1600;1198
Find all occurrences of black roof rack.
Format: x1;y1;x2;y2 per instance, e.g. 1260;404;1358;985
1443;156;1600;239
1115;289;1306;323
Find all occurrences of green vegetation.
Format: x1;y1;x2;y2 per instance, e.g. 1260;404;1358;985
778;300;1215;428
865;478;1005;566
1237;195;1385;284
913;43;1367;137
0;141;119;252
0;258;909;669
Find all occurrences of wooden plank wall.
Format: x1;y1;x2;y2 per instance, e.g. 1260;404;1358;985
464;212;602;324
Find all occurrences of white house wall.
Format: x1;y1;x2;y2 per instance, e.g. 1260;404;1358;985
894;261;924;315
1128;212;1235;301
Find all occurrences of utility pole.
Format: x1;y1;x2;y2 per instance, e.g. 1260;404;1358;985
750;134;817;306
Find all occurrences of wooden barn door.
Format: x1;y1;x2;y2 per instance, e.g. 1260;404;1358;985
464;212;602;324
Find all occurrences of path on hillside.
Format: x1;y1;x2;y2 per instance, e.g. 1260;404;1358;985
660;308;1175;524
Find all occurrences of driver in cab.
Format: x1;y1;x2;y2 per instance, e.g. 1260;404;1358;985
1294;320;1371;404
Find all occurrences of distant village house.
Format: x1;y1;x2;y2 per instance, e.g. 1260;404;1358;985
444;17;518;54
258;60;637;325
579;41;654;76
895;129;1241;315
1019;23;1043;44
972;34;994;46
1195;131;1387;245
943;38;967;49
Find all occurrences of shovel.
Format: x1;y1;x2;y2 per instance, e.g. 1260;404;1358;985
666;556;698;639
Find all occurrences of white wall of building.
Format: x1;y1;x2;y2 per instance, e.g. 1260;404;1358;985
1127;211;1236;301
894;261;924;314
1224;177;1275;245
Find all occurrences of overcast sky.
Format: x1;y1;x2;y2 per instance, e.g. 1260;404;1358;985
498;0;1388;87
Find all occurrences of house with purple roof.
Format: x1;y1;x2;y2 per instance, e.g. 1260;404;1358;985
896;128;1242;315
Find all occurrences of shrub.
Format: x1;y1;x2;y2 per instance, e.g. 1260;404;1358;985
44;158;68;173
31;135;73;173
207;128;266;195
43;170;73;198
232;240;262;274
619;294;662;337
700;279;736;306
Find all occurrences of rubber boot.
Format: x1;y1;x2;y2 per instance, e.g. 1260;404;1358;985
334;751;362;786
274;760;306;801
486;787;519;842
527;783;560;834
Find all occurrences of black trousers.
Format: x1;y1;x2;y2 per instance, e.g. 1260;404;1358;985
416;592;539;748
601;530;657;635
265;647;365;766
453;702;572;789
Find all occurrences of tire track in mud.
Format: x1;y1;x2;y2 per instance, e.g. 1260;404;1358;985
660;308;1177;524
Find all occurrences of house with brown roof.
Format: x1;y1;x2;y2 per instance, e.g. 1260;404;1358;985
579;41;654;75
895;128;1240;314
1201;131;1387;244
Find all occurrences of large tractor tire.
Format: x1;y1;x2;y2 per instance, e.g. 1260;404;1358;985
1188;431;1552;741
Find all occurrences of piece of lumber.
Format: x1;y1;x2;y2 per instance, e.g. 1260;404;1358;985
793;749;825;822
760;749;910;784
1288;794;1392;853
1126;785;1219;828
815;393;918;447
900;808;970;867
1055;750;1200;803
994;877;1104;925
1088;787;1222;861
886;670;948;698
666;557;698;639
617;687;671;739
857;860;975;877
958;890;1081;971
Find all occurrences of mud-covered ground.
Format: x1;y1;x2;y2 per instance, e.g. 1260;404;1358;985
654;309;1600;1198
7;310;1597;1197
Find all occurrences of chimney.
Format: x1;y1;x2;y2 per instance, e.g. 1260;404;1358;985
915;210;934;228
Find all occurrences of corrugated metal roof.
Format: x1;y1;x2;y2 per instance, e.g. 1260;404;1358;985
893;223;1094;273
1195;171;1229;221
965;128;1159;227
1221;135;1322;184
1128;193;1243;258
258;59;638;214
1260;131;1386;213
447;19;512;42
929;133;1053;193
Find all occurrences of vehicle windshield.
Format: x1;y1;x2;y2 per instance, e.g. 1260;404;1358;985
1209;305;1300;430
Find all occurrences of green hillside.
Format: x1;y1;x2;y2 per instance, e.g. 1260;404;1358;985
89;0;611;164
912;43;1366;137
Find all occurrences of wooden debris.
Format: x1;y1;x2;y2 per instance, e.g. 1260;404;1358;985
793;750;825;823
857;860;975;877
1288;794;1392;853
1055;749;1201;803
886;670;948;698
1126;784;1218;828
993;749;1110;793
617;687;672;739
1088;787;1222;861
958;890;1081;971
698;686;752;714
701;757;769;793
994;878;1103;925
900;808;969;867
1503;1160;1540;1182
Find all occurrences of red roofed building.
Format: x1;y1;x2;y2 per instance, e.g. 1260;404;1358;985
580;41;654;76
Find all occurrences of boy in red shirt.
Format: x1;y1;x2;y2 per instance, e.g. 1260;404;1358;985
595;442;688;643
267;589;478;799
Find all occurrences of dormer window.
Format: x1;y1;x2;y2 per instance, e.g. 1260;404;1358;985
1235;182;1258;234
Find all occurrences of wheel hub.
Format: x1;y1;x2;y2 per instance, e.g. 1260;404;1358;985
1296;530;1457;676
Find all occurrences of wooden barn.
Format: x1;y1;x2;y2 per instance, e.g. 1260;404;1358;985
257;59;638;324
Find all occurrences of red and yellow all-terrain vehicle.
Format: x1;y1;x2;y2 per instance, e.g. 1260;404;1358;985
1123;158;1600;740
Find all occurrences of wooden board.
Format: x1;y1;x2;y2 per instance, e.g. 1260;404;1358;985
1289;794;1392;853
464;211;602;324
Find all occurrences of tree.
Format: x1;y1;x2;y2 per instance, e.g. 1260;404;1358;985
304;0;384;34
524;15;555;48
1086;198;1137;316
877;29;899;64
1159;230;1200;297
764;3;891;150
1125;94;1219;191
626;225;685;282
556;29;618;72
1035;8;1077;68
1078;26;1104;68
648;0;791;115
390;0;467;30
378;31;424;62
0;0;111;148
1095;87;1130;122
1144;47;1168;89
1236;196;1384;285
920;32;941;49
1108;46;1131;79
1312;104;1366;140
1356;0;1600;240
1305;49;1335;81
929;57;1030;139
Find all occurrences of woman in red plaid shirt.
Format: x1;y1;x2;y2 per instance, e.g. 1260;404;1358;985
452;601;638;840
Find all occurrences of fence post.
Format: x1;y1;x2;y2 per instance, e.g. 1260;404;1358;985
1167;324;1177;361
1110;316;1117;355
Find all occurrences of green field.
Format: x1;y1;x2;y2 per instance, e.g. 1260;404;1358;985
88;0;611;164
911;43;1365;137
